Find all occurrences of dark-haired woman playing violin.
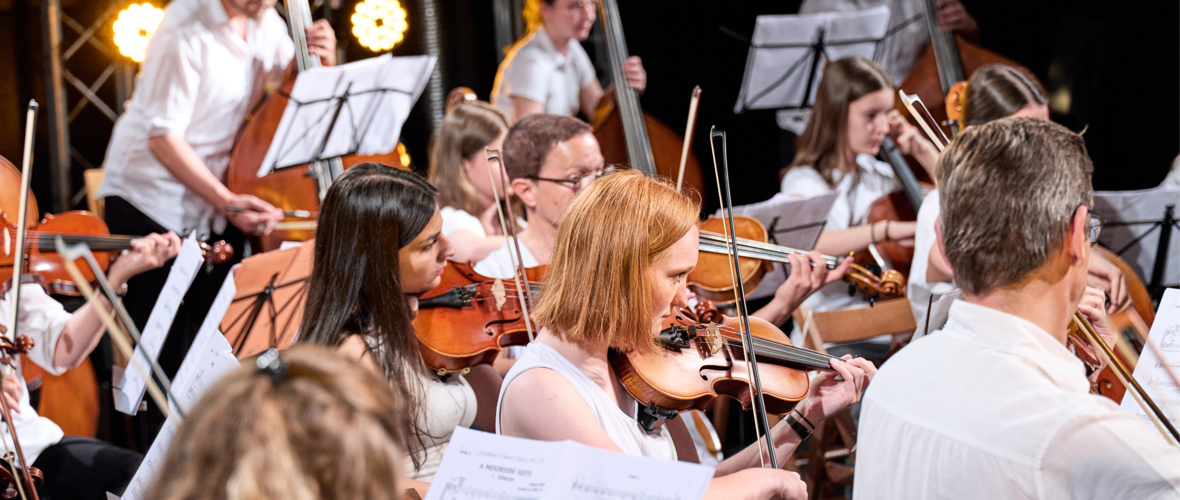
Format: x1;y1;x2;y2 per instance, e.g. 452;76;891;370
297;163;502;489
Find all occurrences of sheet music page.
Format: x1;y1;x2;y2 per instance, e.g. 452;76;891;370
113;233;203;415
426;428;712;500
259;54;435;174
116;332;240;499
1120;288;1180;430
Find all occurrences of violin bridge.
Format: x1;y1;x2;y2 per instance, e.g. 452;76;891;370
491;278;507;311
704;323;723;357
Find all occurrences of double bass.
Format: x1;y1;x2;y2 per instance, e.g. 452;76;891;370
592;0;705;195
225;0;406;253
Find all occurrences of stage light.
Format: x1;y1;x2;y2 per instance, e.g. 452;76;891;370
113;2;164;63
397;142;411;167
351;0;409;52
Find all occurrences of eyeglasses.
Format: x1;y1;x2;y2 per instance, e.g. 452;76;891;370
527;164;621;193
1087;211;1104;247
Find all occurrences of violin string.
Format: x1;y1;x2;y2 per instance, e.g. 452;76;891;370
683;336;837;368
699;232;841;268
675;320;841;365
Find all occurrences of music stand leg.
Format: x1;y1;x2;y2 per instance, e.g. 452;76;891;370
1149;205;1176;302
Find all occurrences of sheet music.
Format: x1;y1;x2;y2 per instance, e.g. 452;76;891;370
259;54;435;174
1120;288;1180;429
113;233;203;415
716;192;839;300
425;428;712;500
115;273;242;500
734;7;890;134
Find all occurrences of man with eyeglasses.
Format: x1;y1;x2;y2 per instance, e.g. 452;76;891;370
854;117;1180;499
491;0;646;123
474;114;602;278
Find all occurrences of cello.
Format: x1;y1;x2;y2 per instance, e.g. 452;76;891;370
225;0;406;253
592;0;705;195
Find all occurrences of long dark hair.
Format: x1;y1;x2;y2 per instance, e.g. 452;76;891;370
962;64;1047;126
298;163;437;470
788;57;893;186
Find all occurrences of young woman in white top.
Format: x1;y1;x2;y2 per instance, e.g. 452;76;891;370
491;0;646;122
909;64;1130;323
498;170;875;500
427;101;518;263
779;56;939;323
298;163;500;484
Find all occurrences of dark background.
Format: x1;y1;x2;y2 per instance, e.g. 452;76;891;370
1;0;1176;213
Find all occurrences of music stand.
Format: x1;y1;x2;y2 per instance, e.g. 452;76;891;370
219;241;314;359
258;54;435;177
716;192;839;300
733;7;891;134
1094;186;1180;302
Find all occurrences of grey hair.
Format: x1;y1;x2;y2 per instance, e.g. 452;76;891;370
938;116;1093;295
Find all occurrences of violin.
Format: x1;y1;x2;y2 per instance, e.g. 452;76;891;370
610;301;841;428
591;0;705;197
413;261;546;375
692;215;906;304
0;326;43;500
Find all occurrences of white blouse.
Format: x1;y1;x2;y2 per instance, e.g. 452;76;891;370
491;28;596;123
780;154;897;320
405;369;477;481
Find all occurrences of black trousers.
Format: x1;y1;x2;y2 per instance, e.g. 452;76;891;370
102;196;243;447
32;437;142;500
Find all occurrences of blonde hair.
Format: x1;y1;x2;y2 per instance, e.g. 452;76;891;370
531;170;700;355
522;0;552;33
146;345;410;500
427;101;510;215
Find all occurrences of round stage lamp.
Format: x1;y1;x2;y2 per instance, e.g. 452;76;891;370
113;2;164;63
351;0;409;52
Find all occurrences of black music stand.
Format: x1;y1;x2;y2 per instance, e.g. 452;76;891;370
1094;187;1180;303
258;54;435;177
733;7;891;133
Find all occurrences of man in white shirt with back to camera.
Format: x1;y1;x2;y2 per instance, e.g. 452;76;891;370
855;117;1180;499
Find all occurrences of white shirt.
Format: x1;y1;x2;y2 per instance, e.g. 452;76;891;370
496;342;678;461
0;285;75;464
406;369;477;481
854;299;1180;500
780;155;897;323
98;0;294;236
907;188;955;322
440;206;486;238
472;238;539;280
491;28;596;123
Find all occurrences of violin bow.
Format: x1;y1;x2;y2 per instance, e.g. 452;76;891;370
484;149;536;341
676;86;702;192
898;90;949;151
54;239;181;420
1073;312;1180;445
708;127;779;469
1;100;40;500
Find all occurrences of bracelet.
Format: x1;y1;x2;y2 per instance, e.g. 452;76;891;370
869;222;880;245
785;411;813;441
115;283;129;298
884;220;892;242
794;409;815;430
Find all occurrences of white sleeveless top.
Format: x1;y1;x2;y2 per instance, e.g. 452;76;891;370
496;342;678;460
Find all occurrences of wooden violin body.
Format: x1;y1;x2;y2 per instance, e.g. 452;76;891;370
611;307;837;416
413;261;545;375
